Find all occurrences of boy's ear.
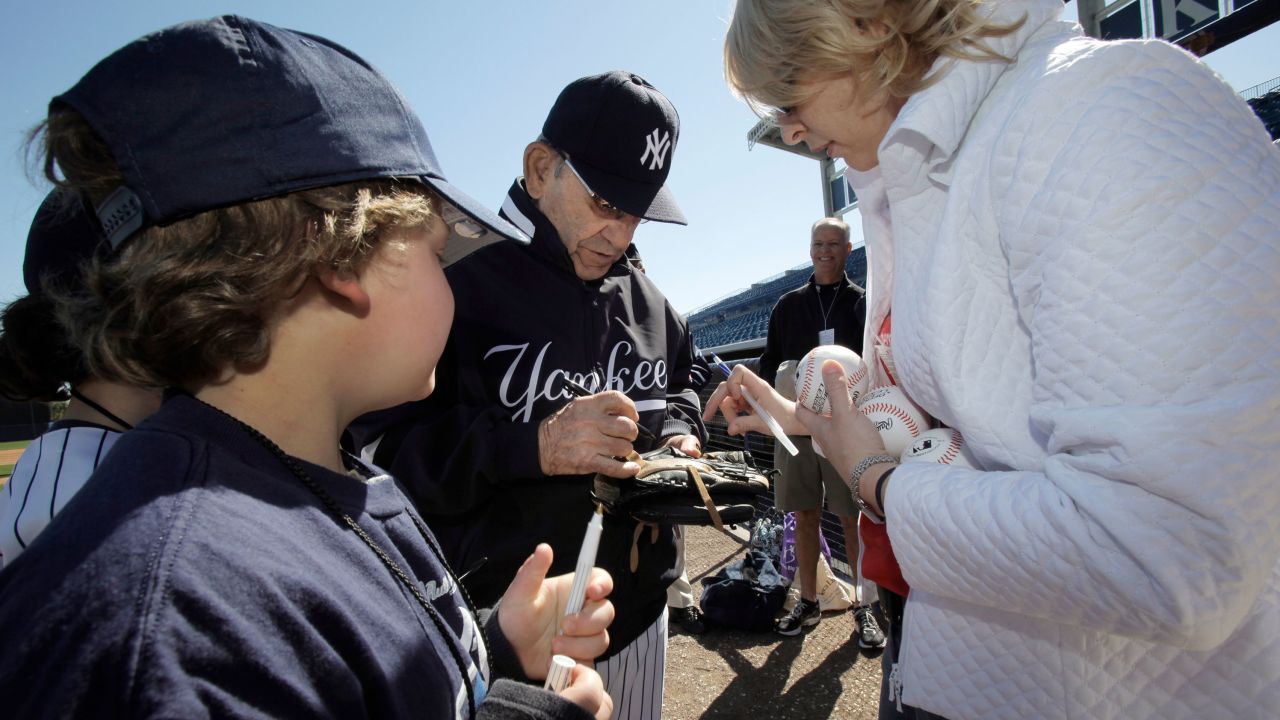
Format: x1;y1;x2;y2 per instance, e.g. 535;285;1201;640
523;142;557;200
315;264;372;315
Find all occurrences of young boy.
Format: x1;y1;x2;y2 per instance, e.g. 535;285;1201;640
0;16;613;720
0;190;162;570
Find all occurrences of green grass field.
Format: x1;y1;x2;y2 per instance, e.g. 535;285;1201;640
1;439;30;481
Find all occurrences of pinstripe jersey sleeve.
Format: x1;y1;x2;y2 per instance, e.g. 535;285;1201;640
0;425;121;569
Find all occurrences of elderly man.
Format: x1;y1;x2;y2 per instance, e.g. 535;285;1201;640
352;71;705;720
757;218;884;649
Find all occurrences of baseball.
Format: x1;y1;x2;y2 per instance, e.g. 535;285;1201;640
900;427;974;468
794;345;869;416
857;386;929;456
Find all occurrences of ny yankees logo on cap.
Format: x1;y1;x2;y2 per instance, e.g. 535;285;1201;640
641;129;672;171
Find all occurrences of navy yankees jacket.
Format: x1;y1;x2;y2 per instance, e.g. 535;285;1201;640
351;180;706;658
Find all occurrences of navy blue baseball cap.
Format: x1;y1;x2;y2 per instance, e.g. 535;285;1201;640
22;190;106;296
541;71;687;225
52;15;526;266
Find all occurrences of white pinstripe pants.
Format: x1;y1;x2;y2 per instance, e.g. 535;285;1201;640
665;525;695;608
596;607;667;720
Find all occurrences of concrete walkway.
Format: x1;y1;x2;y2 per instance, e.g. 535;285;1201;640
664;524;882;719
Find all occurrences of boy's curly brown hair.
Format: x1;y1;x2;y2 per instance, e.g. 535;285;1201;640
38;108;441;389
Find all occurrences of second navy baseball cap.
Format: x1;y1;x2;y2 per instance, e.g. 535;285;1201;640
22;190;106;296
53;15;527;267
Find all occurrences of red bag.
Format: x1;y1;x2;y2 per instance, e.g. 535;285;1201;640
861;312;911;596
860;516;909;596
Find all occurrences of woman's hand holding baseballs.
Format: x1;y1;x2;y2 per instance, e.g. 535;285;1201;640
796;360;889;495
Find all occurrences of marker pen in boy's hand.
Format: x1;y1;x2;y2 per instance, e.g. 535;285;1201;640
705;352;799;456
563;504;604;618
544;654;576;693
545;504;604;689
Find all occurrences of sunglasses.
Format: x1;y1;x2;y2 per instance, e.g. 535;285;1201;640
558;152;647;224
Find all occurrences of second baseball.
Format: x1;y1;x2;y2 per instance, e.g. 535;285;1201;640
857;385;929;456
794;345;869;416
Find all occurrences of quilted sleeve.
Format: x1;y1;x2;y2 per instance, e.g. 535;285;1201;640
887;41;1280;650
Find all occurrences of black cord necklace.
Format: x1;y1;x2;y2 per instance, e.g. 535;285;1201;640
187;394;486;719
69;387;133;431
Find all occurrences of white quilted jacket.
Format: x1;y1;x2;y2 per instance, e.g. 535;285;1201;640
852;1;1280;717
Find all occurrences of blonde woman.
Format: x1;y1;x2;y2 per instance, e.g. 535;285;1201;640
713;1;1280;718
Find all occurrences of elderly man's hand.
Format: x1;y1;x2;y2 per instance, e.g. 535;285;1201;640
539;390;645;478
662;434;703;458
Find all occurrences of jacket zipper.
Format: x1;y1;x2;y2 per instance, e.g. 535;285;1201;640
891;594;913;712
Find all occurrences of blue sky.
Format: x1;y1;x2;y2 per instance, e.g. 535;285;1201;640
1;1;1277;315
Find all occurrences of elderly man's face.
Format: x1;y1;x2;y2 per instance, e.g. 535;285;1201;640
536;157;643;281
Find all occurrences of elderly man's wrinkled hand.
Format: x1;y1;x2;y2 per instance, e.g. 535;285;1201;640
661;433;703;458
539;390;645;478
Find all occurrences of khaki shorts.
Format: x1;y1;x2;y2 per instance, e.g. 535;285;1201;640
774;437;858;516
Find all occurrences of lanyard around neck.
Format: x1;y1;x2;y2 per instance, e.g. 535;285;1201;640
186;393;486;719
69;387;133;431
815;282;842;330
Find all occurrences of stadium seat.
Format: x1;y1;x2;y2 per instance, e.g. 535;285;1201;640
691;249;867;349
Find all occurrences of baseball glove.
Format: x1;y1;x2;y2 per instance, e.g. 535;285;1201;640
591;446;774;530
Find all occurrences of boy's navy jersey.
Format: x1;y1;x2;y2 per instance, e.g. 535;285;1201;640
0;395;589;720
352;180;706;658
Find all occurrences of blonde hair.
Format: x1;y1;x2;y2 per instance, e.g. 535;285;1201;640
811;217;851;242
37;109;440;389
725;0;1024;114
